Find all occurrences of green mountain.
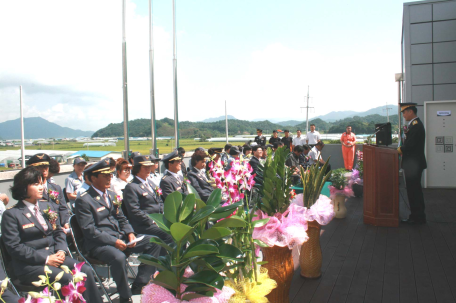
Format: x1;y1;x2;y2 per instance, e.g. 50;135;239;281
0;117;94;140
92;114;398;138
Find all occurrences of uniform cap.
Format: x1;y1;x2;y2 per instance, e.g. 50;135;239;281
256;129;263;132
73;157;87;165
162;150;182;163
129;151;141;159
26;153;51;167
85;158;114;174
284;129;290;132
272;130;278;133
212;148;223;154
400;102;417;112
229;146;241;156
149;154;160;161
134;155;154;166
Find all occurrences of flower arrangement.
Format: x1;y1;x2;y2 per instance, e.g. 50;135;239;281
43;206;59;230
328;168;354;197
299;160;332;208
48;190;60;204
0;263;88;303
291;194;335;226
112;194;123;214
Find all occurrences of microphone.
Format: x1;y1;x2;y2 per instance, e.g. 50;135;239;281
375;123;388;130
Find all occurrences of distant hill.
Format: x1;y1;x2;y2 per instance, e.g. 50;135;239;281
311;105;398;122
276;120;302;127
0;117;94;140
201;115;237;122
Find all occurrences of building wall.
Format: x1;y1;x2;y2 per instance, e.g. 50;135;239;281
403;0;456;121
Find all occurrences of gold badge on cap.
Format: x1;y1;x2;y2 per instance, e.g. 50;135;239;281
37;154;45;159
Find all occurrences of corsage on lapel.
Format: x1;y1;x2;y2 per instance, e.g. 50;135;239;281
43;206;58;230
48;189;60;204
113;194;123;214
155;187;163;197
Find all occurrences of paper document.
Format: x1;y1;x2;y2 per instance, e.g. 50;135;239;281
64;228;70;233
126;235;144;246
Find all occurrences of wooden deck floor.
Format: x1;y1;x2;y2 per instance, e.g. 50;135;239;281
290;187;456;303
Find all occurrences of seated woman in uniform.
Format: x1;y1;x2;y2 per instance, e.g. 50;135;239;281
187;150;214;202
1;167;103;303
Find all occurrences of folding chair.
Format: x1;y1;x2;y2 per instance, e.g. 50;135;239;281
0;236;45;297
68;215;136;302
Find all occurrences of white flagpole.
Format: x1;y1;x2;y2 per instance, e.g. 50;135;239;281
20;86;26;168
122;0;130;159
149;0;157;156
172;0;179;149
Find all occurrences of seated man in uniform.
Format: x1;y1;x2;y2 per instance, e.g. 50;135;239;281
187;150;214;202
160;151;189;201
74;159;159;303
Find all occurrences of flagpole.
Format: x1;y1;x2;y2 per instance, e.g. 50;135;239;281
20;86;25;168
172;0;179;149
122;0;130;158
149;0;157;157
225;100;228;144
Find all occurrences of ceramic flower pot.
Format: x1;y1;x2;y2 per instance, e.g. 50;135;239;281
299;220;322;278
262;246;293;303
333;194;347;218
352;183;363;197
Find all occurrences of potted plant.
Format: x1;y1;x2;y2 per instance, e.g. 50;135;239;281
139;190;243;302
252;147;309;303
295;161;334;278
350;150;364;197
329;168;354;218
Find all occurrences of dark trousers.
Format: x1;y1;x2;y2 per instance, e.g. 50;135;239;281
89;235;156;299
403;160;426;221
18;256;103;303
134;224;173;247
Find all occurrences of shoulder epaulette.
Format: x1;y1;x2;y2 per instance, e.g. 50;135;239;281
162;176;167;180
412;120;418;126
7;205;16;209
129;180;133;183
80;192;87;197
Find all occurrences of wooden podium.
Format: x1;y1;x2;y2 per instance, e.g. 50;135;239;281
363;144;399;227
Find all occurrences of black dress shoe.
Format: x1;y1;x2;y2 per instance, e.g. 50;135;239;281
119;297;132;303
401;218;426;224
131;283;146;295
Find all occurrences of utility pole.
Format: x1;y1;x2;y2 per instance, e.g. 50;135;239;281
383;102;393;122
300;86;314;133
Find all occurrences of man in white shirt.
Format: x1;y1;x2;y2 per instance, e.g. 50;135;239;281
308;141;331;173
292;129;305;149
306;124;321;146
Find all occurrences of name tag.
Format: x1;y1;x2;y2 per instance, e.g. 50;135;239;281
142;192;148;196
23;223;35;229
97;206;106;212
176;187;181;191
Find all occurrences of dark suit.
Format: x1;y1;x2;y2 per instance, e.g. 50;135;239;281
74;187;158;299
187;167;214;202
249;156;263;184
43;181;71;227
1;201;102;303
400;117;427;221
254;135;266;146
160;171;189;201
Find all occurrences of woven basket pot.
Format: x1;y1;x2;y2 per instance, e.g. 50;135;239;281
262;245;294;303
299;220;322;278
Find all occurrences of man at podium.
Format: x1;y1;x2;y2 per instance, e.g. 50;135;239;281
397;102;427;224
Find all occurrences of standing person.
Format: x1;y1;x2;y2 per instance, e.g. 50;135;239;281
2;167;103;303
306;124;321;147
110;158;132;196
292;129;305;149
187;150;214;202
74;159;159;302
340;125;357;170
147;155;162;189
254;129;266;146
160;151;189;201
398;103;427;224
269;130;281;145
281;130;293;151
65;157;87;205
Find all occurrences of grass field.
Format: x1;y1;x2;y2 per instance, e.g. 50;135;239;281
0;139;248;156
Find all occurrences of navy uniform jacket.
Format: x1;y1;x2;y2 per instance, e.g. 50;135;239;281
254;135;266;146
1;201;67;277
160;171;189;201
249;156;263;183
74;186;134;252
123;176;163;231
401;117;427;170
187;167;214;202
43;181;70;226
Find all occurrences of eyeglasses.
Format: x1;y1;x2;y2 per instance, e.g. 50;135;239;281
121;169;131;173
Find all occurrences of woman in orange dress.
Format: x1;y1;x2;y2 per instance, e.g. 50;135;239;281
340;126;356;170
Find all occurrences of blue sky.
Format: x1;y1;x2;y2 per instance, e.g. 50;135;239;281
0;0;408;131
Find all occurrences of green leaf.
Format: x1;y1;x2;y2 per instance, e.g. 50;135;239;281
164;191;182;223
182;244;219;259
189;205;216;225
251;218;270;228
149;236;173;253
149;213;170;233
184;271;224;290
206;189;222;208
153;270;178;291
182;293;214;300
195;199;206;211
186;183;202;200
179;194;195;222
201;227;232;240
184;284;214;293
216;244;243;260
170;222;193;243
213;216;246;228
253;239;269;247
137;254;169;271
